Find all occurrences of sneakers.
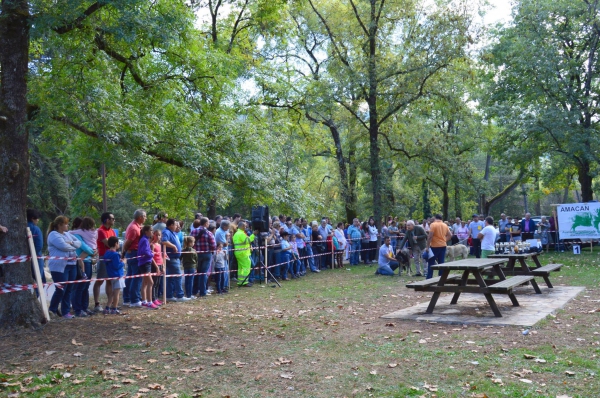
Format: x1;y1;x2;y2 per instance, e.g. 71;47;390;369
75;311;88;318
153;300;163;306
63;313;75;319
175;297;192;302
109;309;121;315
130;301;143;308
49;311;61;320
103;308;110;315
311;269;320;273
166;297;177;302
85;309;95;316
93;305;103;313
123;302;131;307
144;302;159;309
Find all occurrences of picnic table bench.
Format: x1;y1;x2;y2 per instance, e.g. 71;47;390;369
405;258;540;317
487;253;562;288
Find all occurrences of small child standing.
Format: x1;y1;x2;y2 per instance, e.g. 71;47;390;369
214;243;227;294
103;236;126;314
151;230;163;306
181;236;197;299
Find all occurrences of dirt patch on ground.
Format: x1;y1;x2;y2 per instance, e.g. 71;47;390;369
1;263;599;397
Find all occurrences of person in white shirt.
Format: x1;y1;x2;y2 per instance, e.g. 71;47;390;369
477;216;497;258
367;217;379;263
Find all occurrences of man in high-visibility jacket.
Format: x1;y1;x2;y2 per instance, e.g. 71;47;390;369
232;221;256;287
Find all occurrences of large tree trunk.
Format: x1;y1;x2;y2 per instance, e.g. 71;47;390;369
578;160;594;202
0;0;45;328
367;0;381;230
346;136;358;223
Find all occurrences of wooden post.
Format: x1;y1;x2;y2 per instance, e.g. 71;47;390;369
162;247;167;305
27;227;49;322
331;239;334;269
264;241;268;282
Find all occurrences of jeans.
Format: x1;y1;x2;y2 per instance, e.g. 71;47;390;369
471;238;481;258
214;267;226;292
49;263;78;315
377;260;399;276
197;253;212;297
73;261;92;313
350;240;361;265
427;247;447;279
297;247;307;273
269;249;280;277
280;252;292;279
305;245;317;271
166;259;184;299
183;268;196;298
124;250;141;304
368;241;378;262
391;240;397;254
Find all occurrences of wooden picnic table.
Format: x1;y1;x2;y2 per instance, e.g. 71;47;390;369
406;258;540;317
487;252;562;288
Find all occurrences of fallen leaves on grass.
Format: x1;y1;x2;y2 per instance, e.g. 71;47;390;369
147;359;157;363
147;383;165;390
71;339;83;346
73;352;83;357
280;373;294;379
369;370;377;375
388;363;398;368
277;358;292;365
385;323;395;327
519;379;532;384
181;367;202;373
418;339;427;344
565;371;575;376
212;362;225;366
204;348;217;352
233;362;247;368
324;375;334;379
524;354;536;359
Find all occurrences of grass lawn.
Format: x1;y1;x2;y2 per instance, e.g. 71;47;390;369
1;250;599;397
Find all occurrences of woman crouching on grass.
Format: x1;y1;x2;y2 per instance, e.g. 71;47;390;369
137;225;158;309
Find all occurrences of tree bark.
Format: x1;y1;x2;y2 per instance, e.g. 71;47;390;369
577;160;594;202
0;0;45;328
422;180;431;219
441;175;449;220
454;182;462;219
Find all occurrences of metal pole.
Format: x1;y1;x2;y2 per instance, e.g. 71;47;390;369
27;227;49;322
331;238;334;269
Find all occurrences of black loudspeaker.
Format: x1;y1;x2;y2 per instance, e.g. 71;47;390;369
251;205;270;232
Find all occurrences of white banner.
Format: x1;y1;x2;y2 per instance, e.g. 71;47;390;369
556;203;600;240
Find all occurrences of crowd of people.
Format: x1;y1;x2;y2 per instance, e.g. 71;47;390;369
19;208;555;320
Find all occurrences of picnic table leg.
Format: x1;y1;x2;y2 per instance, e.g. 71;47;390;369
541;275;553;289
505;258;516;275
450;270;469;305
530;278;542;294
473;270;502;317
507;292;520;306
532;254;543;268
425;270;450;314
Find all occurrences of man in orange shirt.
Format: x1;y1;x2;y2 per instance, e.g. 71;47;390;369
426;214;452;279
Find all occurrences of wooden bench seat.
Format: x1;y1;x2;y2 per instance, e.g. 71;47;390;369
488;275;535;292
532;263;563;288
406;274;462;289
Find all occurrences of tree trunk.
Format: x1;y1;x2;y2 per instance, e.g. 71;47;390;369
422;180;431;219
442;175;449;220
0;0;45;328
534;177;542;215
454;182;462;219
521;184;529;213
346;136;358;223
207;197;217;220
577;160;594;202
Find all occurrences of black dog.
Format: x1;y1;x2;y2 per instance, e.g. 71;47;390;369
395;250;411;274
